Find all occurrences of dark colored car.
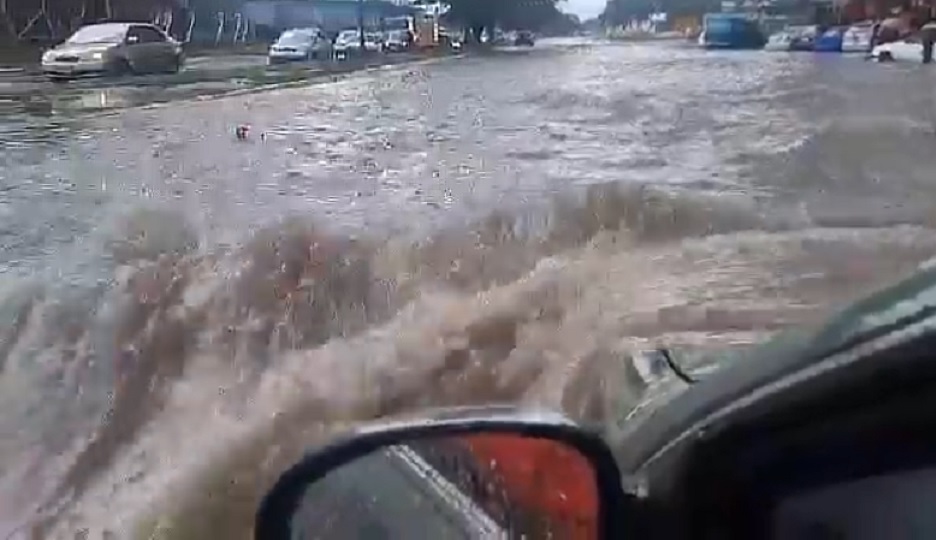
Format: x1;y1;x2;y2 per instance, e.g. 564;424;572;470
515;31;535;47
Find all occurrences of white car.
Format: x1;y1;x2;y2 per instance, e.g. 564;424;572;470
842;22;876;53
871;34;924;62
268;28;332;64
382;29;411;52
333;29;381;59
365;33;383;52
764;31;795;51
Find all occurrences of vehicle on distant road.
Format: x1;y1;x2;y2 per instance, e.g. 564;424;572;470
764;25;817;52
788;25;819;51
764;30;796;51
382;29;411;53
333;29;381;60
871;33;928;62
268;28;332;64
366;32;383;53
515;30;536;47
841;21;876;53
334;29;362;59
814;26;846;52
439;29;463;51
41;22;183;80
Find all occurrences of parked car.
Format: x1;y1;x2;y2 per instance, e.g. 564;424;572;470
41;22;183;79
439;29;464;51
334;29;381;59
764;24;821;51
334;29;363;59
871;33;926;62
268;28;332;64
789;25;819;51
382;29;411;53
841;21;876;53
764;29;797;51
814;26;846;52
365;32;383;53
515;30;535;47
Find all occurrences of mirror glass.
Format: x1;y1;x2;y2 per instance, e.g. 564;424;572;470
289;434;600;539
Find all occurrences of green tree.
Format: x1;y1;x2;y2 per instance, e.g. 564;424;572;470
445;0;564;42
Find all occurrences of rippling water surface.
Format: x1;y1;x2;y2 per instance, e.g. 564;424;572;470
2;39;936;538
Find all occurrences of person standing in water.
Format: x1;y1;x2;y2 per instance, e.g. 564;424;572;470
922;19;936;63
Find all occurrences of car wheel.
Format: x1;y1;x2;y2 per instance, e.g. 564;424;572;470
879;51;894;62
169;54;182;73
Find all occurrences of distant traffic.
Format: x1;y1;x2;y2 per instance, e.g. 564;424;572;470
36;17;541;82
675;11;935;64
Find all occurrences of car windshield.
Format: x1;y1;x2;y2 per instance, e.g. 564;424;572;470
337;30;360;41
65;24;127;44
276;31;314;45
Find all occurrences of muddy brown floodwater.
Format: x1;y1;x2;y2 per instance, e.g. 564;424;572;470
1;38;936;538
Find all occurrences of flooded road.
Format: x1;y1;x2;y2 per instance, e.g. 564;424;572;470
2;39;936;538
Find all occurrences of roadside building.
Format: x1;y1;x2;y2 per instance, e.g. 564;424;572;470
237;0;414;36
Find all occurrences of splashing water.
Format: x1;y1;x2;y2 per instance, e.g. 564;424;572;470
3;41;936;539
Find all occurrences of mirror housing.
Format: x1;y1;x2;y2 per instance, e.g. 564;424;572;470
255;406;638;539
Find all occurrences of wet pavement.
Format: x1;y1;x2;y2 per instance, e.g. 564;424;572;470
3;38;936;538
0;51;432;117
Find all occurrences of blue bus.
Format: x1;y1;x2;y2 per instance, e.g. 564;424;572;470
700;13;766;49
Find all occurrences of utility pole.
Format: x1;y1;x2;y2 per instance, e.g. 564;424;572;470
358;0;366;51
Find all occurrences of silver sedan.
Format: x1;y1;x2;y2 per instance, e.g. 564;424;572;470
41;22;184;80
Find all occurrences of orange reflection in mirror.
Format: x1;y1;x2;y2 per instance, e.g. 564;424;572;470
461;434;600;539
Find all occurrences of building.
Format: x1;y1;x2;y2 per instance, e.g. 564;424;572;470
237;0;415;35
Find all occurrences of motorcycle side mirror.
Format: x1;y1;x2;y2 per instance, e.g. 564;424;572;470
255;406;638;539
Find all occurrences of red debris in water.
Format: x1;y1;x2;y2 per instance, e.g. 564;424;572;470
235;125;250;140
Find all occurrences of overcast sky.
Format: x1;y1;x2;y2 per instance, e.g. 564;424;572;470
562;0;606;19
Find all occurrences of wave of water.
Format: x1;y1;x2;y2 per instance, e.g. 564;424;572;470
3;42;936;539
2;183;932;539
